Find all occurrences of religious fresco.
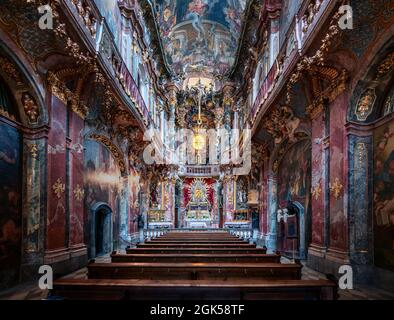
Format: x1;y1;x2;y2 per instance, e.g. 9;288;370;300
277;140;311;207
373;120;394;271
0;122;21;288
85;139;122;209
276;139;311;256
84;140;123;248
153;0;248;76
93;0;122;46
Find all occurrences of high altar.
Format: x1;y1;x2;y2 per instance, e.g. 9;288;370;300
183;178;214;228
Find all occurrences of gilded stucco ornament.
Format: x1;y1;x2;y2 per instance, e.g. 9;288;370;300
355;88;376;121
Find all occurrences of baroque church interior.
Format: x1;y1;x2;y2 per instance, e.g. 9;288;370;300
0;0;393;301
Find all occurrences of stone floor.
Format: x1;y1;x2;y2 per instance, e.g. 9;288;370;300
1;255;394;300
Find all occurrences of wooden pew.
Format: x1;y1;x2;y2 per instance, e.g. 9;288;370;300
111;253;281;264
146;240;248;244
51;279;338;300
126;247;268;254
137;243;256;248
87;262;302;281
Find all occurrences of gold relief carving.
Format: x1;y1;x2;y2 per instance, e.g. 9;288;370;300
307;69;348;119
27;143;39;159
329;177;343;200
286;10;342;106
377;52;394;78
53;178;65;199
301;0;322;34
47;72;88;119
356;88;376;121
0;107;16;121
262;105;301;144
312;182;322;201
0;56;23;85
21;92;39;123
73;184;85;202
356;143;367;167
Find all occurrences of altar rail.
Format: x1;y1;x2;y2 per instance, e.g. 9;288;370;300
143;228;254;241
228;229;253;241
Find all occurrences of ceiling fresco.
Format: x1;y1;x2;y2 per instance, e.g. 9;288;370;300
153;0;248;78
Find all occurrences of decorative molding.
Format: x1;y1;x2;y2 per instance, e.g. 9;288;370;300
377;52;394;78
312;182;322;201
307;69;348;119
355;88;376;122
21;92;39;124
0;56;23;85
47;72;88;119
329;177;343;200
73;184;85;202
52;178;65;199
27;143;39;159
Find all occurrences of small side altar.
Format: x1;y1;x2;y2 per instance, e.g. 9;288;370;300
147;209;173;229
224;210;251;229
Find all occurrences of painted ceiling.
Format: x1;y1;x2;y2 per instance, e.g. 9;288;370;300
153;0;248;78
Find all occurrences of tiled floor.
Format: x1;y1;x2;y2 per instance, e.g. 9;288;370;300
1;255;394;300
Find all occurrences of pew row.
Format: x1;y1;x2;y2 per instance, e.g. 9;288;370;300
146;240;248;244
136;243;256;248
87;262;302;280
126;247;268;254
111;253;281;264
50;279;338;300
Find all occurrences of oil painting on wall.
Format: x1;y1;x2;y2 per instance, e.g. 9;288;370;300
277;140;311;208
374;120;394;271
0;122;21;289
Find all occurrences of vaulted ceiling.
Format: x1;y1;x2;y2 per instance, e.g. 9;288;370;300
152;0;248;79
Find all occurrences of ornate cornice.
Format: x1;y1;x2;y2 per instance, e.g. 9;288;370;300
47;71;88;119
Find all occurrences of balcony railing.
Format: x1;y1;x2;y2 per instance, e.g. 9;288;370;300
64;0;152;126
249;0;331;128
250;61;278;123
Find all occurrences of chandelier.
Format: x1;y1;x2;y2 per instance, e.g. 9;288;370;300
191;80;206;163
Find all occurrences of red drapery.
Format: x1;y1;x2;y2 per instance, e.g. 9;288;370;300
183;178;215;207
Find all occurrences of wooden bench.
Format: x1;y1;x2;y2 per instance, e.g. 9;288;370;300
137;243;256;248
146;240;248;244
87;262;302;281
126;247;268;254
50;279;338;300
111;253;281;264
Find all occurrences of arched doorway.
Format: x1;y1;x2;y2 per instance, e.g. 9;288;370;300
90;203;113;258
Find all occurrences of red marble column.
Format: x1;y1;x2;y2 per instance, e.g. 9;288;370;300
327;93;350;261
46;95;67;254
309;112;326;252
68;111;85;250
